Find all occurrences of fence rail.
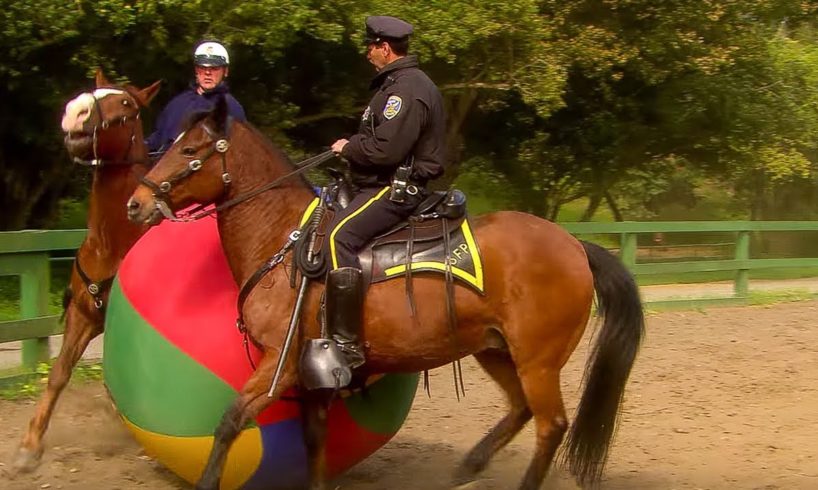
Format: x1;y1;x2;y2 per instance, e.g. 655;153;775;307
0;230;86;375
3;222;818;374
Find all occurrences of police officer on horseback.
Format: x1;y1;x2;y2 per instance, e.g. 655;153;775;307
328;15;447;369
146;40;246;156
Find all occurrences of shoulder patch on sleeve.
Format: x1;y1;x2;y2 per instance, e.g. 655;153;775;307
383;95;403;120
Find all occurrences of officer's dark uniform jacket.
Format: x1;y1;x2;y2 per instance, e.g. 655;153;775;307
341;55;446;189
145;82;246;154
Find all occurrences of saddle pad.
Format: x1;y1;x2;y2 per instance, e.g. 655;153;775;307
370;218;484;294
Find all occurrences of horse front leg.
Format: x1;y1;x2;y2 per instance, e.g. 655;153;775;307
301;389;333;490
13;302;102;472
196;351;298;490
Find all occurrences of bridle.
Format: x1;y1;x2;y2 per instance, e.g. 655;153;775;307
139;122;233;221
68;89;149;312
139;119;335;223
72;90;147;168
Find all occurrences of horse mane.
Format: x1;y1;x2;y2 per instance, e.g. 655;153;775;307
178;103;314;190
233;120;313;190
181;109;214;134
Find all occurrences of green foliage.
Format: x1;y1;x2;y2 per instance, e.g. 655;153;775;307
4;0;818;228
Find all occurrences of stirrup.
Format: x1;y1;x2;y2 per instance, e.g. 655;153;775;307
335;339;366;370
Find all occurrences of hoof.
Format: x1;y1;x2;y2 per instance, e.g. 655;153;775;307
452;467;480;489
12;446;44;473
452;457;484;488
451;481;481;490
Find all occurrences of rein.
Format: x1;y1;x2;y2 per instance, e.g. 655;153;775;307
144;124;336;223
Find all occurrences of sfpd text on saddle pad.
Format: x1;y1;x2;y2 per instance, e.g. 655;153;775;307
371;218;484;293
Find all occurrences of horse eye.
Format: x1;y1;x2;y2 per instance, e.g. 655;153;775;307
122;99;130;106
182;146;196;156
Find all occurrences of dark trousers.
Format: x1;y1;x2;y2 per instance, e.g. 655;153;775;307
326;186;420;270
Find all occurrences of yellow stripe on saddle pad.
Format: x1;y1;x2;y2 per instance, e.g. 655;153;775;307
382;218;484;293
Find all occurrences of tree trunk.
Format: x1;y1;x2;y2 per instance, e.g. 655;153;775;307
580;190;604;222
430;89;479;191
604;190;624;221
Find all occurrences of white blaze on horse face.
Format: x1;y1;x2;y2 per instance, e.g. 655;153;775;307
61;89;125;133
92;88;124;99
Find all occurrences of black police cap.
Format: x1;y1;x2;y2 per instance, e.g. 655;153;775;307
364;16;414;45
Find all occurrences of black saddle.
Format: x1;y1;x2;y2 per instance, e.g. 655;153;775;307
317;171;482;293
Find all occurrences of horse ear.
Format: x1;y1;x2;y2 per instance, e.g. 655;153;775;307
95;68;112;87
134;80;162;106
212;95;229;134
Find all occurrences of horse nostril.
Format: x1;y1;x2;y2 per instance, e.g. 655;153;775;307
127;199;140;211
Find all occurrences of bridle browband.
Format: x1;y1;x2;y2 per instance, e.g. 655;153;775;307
140;120;336;223
72;90;147;168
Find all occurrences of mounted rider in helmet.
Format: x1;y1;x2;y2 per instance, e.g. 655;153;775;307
145;40;247;157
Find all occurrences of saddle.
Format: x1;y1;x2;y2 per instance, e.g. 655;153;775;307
302;173;484;294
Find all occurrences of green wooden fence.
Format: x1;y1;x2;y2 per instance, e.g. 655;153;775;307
2;222;818;375
563;221;818;309
0;230;86;374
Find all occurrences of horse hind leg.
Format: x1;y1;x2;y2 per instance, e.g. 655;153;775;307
13;302;102;472
454;349;533;486
516;366;569;490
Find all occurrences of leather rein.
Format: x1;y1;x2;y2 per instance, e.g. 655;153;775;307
139;120;335;223
137;121;335;375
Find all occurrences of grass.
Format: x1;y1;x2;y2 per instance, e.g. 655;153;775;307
637;266;818;286
0;361;104;400
748;289;818;306
641;288;818;314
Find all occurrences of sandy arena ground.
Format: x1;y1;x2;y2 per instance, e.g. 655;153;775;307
1;300;817;489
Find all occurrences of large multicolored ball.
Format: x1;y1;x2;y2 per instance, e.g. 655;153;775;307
104;217;418;489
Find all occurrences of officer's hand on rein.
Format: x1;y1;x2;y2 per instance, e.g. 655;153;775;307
331;139;349;155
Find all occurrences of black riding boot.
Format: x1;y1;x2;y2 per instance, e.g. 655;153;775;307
326;267;366;369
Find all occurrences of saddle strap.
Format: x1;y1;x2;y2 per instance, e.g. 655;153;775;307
442;218;466;400
405;219;417;318
443;218;457;333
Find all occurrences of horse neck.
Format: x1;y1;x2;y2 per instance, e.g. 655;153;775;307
215;126;316;284
85;125;148;257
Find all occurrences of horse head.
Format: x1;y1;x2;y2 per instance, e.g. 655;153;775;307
127;95;234;225
62;69;160;166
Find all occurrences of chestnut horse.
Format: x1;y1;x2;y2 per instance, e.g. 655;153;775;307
127;98;644;490
12;71;160;471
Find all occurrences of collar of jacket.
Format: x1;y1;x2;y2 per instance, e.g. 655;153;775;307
189;81;231;98
369;55;419;90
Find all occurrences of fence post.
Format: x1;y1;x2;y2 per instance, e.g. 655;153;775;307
20;254;51;370
734;231;750;297
620;232;637;269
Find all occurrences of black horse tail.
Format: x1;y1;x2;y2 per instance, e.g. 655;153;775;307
60;286;73;322
563;240;645;486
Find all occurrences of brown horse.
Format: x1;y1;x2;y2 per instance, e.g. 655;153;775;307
12;71;160;471
126;98;644;490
